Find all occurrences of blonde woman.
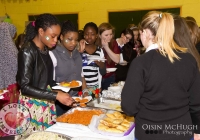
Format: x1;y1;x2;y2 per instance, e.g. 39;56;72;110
121;11;200;140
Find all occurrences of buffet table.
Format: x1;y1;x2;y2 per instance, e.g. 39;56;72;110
46;96;135;140
46;123;135;140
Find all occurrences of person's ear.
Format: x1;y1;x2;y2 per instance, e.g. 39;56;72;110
143;29;147;35
38;28;44;36
60;34;63;41
96;34;99;39
99;34;102;39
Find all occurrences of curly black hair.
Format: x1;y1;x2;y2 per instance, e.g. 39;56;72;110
24;13;60;42
83;22;98;34
61;20;78;36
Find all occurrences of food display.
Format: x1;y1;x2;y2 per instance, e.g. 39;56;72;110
72;96;92;107
60;80;79;87
102;90;121;100
56;107;106;126
25;131;71;140
74;97;89;103
101;81;125;100
53;81;82;92
74;97;88;107
70;80;79;87
97;112;134;133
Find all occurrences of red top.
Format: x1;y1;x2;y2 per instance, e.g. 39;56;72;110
103;40;120;78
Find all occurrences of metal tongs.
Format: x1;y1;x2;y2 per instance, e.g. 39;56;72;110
74;102;81;106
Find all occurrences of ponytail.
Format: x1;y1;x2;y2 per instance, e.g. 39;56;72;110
156;13;187;63
24;21;37;43
139;11;187;63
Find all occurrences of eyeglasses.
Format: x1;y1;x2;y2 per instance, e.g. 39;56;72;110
125;36;131;41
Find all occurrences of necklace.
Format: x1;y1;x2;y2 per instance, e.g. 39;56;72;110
38;47;48;55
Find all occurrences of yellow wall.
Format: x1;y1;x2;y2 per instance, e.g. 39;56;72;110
0;0;200;35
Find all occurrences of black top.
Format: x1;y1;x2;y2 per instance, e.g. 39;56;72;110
40;50;53;86
115;43;137;82
121;49;200;140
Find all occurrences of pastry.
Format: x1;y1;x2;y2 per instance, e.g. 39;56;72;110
98;123;108;131
105;127;123;133
121;121;131;128
100;120;117;128
113;111;123;117
112;119;123;125
117;115;124;119
103;117;113;123
116;125;129;132
106;113;117;119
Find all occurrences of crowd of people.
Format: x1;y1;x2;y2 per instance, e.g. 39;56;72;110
0;12;200;140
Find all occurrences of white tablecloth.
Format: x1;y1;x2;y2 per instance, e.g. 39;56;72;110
46;123;135;140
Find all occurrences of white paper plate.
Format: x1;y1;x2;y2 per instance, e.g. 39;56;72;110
57;81;82;88
52;86;70;92
87;56;107;61
106;68;117;72
72;96;92;103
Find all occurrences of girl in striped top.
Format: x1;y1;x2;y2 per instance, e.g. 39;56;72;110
81;22;106;95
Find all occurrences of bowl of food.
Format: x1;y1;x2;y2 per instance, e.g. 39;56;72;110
23;131;72;140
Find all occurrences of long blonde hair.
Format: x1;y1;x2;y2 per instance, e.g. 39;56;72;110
139;11;187;63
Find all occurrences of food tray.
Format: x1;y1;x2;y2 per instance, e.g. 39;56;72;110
87;98;122;112
101;89;122;100
21;131;72;140
88;110;135;137
56;107;107;128
62;106;107;115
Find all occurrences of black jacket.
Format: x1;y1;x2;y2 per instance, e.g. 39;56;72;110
17;41;57;101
